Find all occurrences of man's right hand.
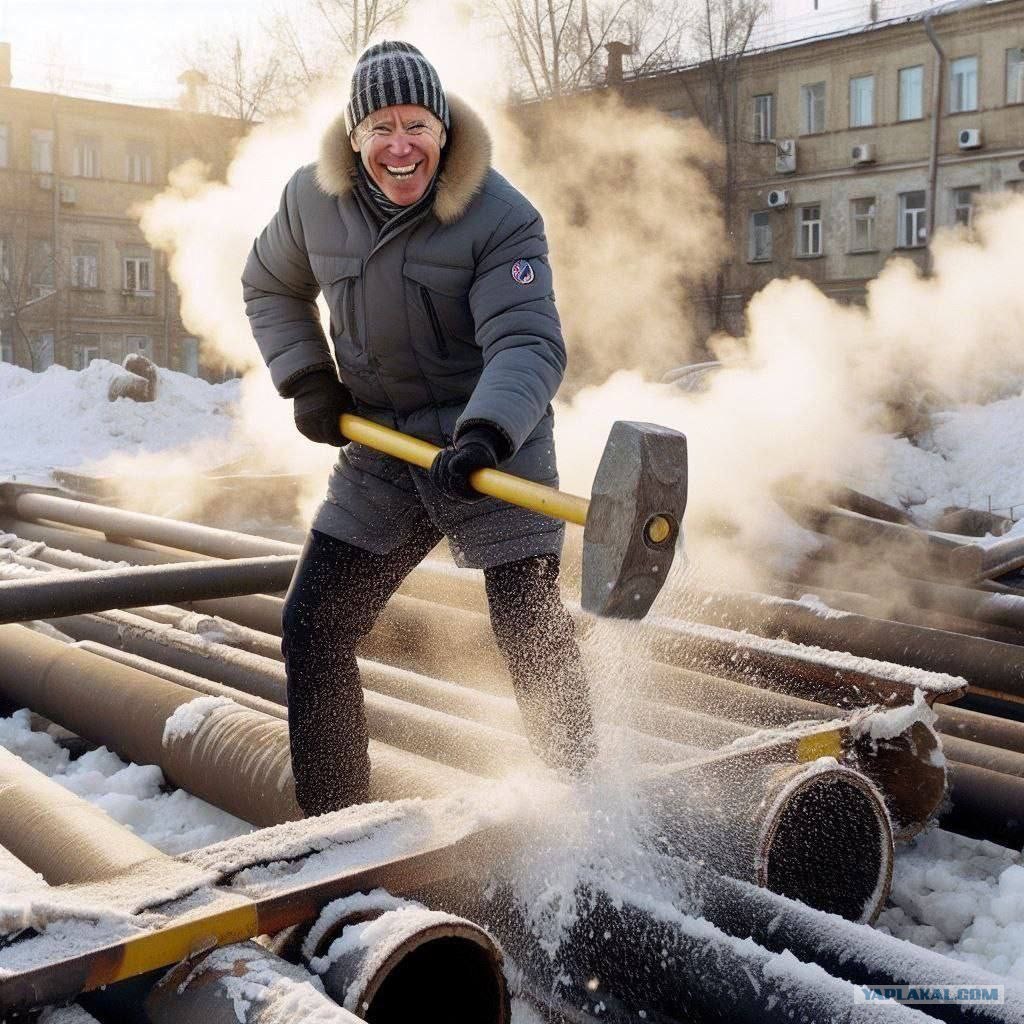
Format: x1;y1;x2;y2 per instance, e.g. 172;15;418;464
291;370;353;446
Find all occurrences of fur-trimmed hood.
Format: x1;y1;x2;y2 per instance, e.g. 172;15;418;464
315;94;492;225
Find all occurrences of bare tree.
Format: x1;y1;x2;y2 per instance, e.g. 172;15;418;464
680;0;768;332
179;34;284;123
0;230;62;371
487;0;685;100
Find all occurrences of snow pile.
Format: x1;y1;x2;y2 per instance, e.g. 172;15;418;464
0;710;250;854
162;695;238;744
0;360;242;486
869;391;1024;524
877;829;1024;981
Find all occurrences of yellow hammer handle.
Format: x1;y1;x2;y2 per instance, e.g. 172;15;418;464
340;413;590;527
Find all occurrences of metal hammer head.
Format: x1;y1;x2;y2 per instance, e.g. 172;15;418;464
581;421;687;619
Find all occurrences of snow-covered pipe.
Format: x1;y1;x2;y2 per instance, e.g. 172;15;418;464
649;757;895;922
145;942;363;1024
0;625;472;825
949;532;1024;581
0;745;165;884
280;891;510;1023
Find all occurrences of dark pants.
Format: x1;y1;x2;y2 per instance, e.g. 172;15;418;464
281;526;594;816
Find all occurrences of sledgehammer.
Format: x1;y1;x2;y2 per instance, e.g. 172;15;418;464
339;414;687;619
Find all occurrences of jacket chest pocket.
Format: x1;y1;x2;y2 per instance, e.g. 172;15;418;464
402;261;475;358
310;254;364;354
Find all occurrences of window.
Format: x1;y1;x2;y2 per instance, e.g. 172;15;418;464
850;198;876;251
899;65;924;120
29;239;56;298
749;211;773;261
181;337;200;376
73;135;101;178
899;190;927;247
72;334;101;370
800;82;826;134
849;75;875;128
72;241;100;289
125;335;152;357
0;329;12;365
1008;48;1024;104
32;332;55;371
0;236;10;284
0;124;8;168
123;253;153;294
753;94;774;142
797;204;823;256
952;186;979;227
31;129;54;173
125;141;154;184
950;56;978;113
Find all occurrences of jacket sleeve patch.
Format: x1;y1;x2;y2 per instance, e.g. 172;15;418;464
510;258;535;285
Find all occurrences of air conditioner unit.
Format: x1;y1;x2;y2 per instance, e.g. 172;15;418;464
37;174;53;190
958;128;982;150
851;143;876;165
767;189;790;209
775;139;797;175
59;184;77;205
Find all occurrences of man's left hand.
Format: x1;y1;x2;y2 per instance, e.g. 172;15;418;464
429;424;506;502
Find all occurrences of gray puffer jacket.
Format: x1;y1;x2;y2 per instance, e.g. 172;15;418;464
242;96;567;564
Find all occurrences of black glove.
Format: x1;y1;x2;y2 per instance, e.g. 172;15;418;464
429;424;507;502
290;370;352;446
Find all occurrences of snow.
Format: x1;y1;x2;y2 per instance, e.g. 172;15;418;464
0;709;251;855
854;688;938;743
0;360;242;487
163;695;239;744
866;391;1024;526
878;829;1024;982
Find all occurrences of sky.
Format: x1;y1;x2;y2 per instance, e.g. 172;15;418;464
0;0;277;104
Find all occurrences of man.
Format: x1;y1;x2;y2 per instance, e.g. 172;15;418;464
243;41;593;816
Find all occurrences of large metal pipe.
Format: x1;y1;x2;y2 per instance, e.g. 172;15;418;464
49;609;539;780
0;625;473;823
278;891;511;1023
0;555;297;625
950;532;1024;581
145;943;363;1024
0;744;166;884
672;587;1024;701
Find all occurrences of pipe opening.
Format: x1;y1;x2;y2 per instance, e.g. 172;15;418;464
363;931;509;1024
763;773;892;922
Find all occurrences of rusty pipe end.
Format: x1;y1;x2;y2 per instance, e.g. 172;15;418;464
299;895;511;1024
757;763;894;924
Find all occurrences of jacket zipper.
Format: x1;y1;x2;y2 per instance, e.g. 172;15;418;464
419;286;450;359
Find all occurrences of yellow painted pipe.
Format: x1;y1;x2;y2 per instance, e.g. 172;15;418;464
340;414;591;526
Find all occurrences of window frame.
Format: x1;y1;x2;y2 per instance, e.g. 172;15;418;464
124;140;155;184
71;241;101;290
797;204;823;257
31;129;54;173
1007;47;1024;105
849;197;877;253
898;65;925;121
73;135;102;179
949;55;979;114
753;93;774;142
952;186;980;227
748;210;773;262
0;328;12;365
72;333;102;370
898;190;928;248
122;254;154;295
800;82;826;135
28;238;56;299
0;236;10;284
849;74;875;128
125;335;153;358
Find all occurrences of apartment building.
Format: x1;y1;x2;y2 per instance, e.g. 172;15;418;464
0;44;244;373
626;0;1024;329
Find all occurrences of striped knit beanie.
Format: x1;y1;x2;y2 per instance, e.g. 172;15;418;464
345;42;450;135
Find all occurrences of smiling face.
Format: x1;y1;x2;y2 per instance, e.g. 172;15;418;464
350;104;446;206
